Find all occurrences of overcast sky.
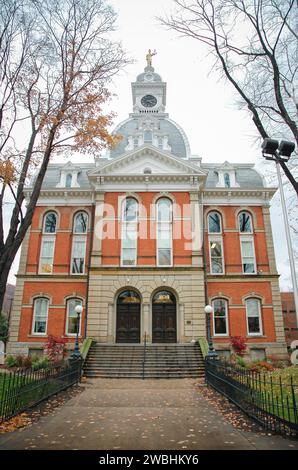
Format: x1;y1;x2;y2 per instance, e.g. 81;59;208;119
7;0;295;290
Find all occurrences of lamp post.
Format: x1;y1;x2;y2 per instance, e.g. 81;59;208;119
70;304;83;360
261;139;298;326
204;305;218;359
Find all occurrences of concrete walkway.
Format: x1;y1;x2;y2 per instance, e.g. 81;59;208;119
0;378;297;450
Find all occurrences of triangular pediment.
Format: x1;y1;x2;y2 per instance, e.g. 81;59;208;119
88;145;207;178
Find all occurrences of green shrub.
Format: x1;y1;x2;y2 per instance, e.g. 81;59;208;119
31;356;49;371
236;355;247;368
5;355;18;368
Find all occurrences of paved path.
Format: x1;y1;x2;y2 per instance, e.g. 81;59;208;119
0;379;297;450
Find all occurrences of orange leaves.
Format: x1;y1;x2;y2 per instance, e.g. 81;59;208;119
0;159;16;184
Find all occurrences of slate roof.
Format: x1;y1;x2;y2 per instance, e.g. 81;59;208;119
109;118;189;159
36;161;265;190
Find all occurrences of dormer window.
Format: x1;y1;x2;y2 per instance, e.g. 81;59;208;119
66;173;72;188
224;173;231;188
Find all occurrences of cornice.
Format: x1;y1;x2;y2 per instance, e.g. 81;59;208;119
202;188;276;201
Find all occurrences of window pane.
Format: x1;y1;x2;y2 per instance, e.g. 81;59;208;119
210;241;222;257
144;130;152;143
213;300;227;334
239;212;252;233
74;212;88;233
241;240;254;257
224;173;230;188
40;239;54;273
44;213;57;233
33;299;48;334
66;174;72;188
208;212;221;233
157;198;172;222
248;316;260;333
243;262;256;273
123;198;137;221
72;258;84;273
73;240;86;258
246;299;259;317
122;248;136;265
158;249;171;265
211;258;223;273
67;299;82;334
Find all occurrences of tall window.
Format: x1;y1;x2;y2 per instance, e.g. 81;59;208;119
246;298;262;335
207;211;224;274
39;212;57;274
32;298;49;334
238;212;256;273
157;198;172;266
224;173;231;188
66;173;72;188
66;298;83;335
71;212;88;274
121;198;138;266
212;299;228;335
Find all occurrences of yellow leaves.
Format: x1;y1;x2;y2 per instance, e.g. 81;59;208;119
0;159;16;184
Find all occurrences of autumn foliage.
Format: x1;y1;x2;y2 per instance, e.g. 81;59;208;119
44;335;67;363
230;336;247;357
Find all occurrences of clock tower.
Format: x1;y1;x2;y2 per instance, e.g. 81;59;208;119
131;63;167;117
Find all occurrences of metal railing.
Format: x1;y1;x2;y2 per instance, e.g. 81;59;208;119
205;358;298;437
0;358;82;423
142;332;147;380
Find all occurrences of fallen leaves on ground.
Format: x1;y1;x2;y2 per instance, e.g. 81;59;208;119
197;384;266;434
0;384;84;435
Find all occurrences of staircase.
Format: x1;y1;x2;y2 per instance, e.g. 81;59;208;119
83;342;205;379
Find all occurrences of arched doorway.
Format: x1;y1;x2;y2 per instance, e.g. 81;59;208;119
116;290;141;343
152;291;177;343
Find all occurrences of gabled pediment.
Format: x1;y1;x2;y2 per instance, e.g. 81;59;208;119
88;145;207;178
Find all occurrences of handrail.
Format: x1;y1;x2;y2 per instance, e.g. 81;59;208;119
80;337;94;363
142;331;147;380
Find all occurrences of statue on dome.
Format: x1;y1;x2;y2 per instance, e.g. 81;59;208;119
146;49;157;67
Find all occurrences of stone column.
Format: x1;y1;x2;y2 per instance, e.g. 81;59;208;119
142;303;150;343
90;192;105;267
189;191;203;267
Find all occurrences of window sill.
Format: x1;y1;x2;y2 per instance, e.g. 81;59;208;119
28;334;47;338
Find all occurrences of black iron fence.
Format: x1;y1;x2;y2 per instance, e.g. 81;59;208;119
205;358;298;437
0;358;82;423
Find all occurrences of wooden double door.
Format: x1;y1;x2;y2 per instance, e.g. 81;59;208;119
152;291;177;343
116;291;140;343
115;290;177;344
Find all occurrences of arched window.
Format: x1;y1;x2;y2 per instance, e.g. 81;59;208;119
66;298;83;335
212;299;228;336
207;211;222;233
71;212;88;274
121;198;138;266
224;173;231;188
32;297;49;335
238;211;253;233
117;290;141;304
65;173;72;188
246;298;262;335
43;212;57;233
207;211;224;274
238;211;256;274
39;212;57;274
73;211;88;234
157;198;172;266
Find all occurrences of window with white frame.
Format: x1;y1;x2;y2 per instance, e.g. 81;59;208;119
39;212;57;274
207;211;222;233
66;298;82;335
246;298;262;335
65;173;72;188
32;298;49;334
212;299;228;335
209;239;224;274
224;173;231;188
240;237;256;274
238;211;253;233
71;212;88;274
121;198;138;266
207;211;224;274
157;198;172;266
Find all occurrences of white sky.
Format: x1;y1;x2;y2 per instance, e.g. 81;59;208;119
7;0;295;290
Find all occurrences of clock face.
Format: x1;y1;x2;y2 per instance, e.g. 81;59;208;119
141;95;157;107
